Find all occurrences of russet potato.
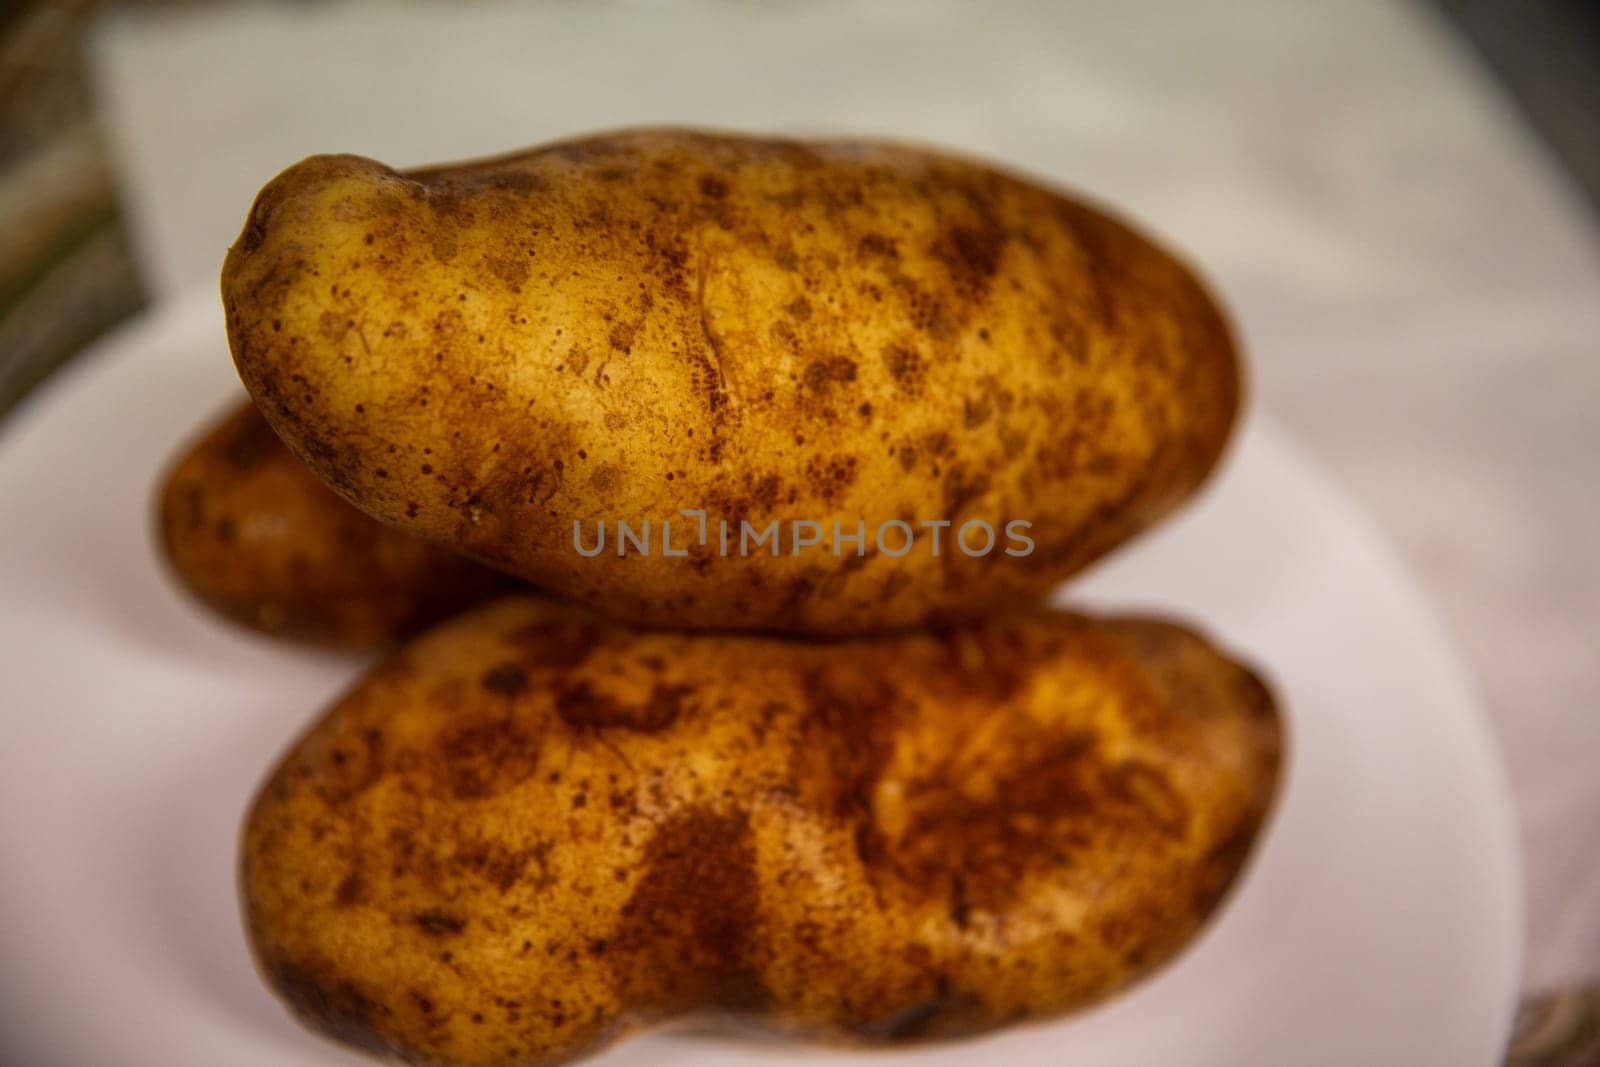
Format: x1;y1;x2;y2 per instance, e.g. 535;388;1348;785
242;596;1281;1066
223;129;1239;634
158;400;517;647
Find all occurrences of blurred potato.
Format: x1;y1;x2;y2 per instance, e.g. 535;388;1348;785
223;128;1239;635
242;596;1281;1066
157;400;517;647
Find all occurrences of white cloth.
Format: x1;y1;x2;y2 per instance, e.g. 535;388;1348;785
89;0;1600;992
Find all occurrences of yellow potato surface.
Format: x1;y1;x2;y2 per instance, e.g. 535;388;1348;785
223;129;1239;634
158;400;516;647
242;596;1282;1066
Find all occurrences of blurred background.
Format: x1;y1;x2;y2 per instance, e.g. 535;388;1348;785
0;1;1595;1062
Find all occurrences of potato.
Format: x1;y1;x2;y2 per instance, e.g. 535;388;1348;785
158;399;517;647
222;129;1239;634
242;596;1281;1066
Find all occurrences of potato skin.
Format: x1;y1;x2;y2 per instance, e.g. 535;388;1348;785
242;597;1282;1066
223;129;1239;634
157;400;517;647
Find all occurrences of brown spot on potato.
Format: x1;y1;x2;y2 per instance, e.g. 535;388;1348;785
317;310;350;343
792;666;902;828
588;464;620;492
554;681;692;734
263;960;389;1056
882;344;923;389
335;872;366;908
885;727;1104;907
437;717;543;799
486;251;530;290
480;662;529;696
1103;759;1189;837
802;356;857;393
858;233;898;259
933;223;1006;297
508;620;600;670
804;453;860;504
608;314;643;354
611;808;768;1012
413;910;467;936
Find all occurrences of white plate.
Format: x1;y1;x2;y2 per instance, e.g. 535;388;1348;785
0;290;1520;1067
